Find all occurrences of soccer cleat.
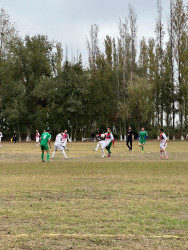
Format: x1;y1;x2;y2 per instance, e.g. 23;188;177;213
65;147;69;151
102;155;105;158
93;148;97;151
108;154;111;157
42;160;45;162
159;157;163;160
142;151;144;154
65;157;69;160
51;157;54;159
165;156;168;159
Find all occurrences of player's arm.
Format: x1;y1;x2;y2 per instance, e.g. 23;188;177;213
67;134;71;142
144;132;148;140
48;138;51;148
110;134;115;146
164;134;168;146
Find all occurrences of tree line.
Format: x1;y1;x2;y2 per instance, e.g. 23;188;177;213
0;0;188;141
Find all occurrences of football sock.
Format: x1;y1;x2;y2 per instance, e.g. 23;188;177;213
142;146;144;152
164;151;167;156
52;151;56;158
41;153;44;161
47;153;50;162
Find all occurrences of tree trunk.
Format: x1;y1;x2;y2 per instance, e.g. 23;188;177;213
70;126;73;141
172;100;175;140
17;125;21;141
26;127;31;142
74;122;78;142
119;121;122;141
124;122;127;141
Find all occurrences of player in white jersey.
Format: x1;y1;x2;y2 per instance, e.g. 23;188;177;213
52;132;68;160
156;128;168;159
0;131;3;148
35;130;40;146
62;130;71;151
93;127;114;158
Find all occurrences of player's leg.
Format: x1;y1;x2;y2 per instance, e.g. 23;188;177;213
52;146;57;159
159;148;163;159
140;140;145;153
93;141;100;151
46;150;50;162
163;144;168;159
130;140;132;151
101;148;105;157
41;146;45;162
101;141;109;157
126;140;130;150
106;141;112;157
61;147;68;159
139;141;143;153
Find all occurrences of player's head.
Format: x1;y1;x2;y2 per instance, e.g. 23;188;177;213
141;127;144;131
107;127;111;133
47;129;51;133
64;130;67;134
160;128;163;133
129;126;131;130
43;129;46;132
36;130;38;133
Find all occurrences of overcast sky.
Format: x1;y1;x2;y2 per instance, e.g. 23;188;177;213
0;0;178;64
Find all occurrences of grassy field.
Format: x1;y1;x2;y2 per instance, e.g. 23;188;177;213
0;141;188;249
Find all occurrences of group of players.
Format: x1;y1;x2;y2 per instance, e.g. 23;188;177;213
38;126;168;163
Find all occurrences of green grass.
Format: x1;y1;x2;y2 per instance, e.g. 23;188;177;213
0;141;188;249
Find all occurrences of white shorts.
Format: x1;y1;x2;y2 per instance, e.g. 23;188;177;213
36;137;40;143
160;143;167;150
54;143;64;151
99;140;111;149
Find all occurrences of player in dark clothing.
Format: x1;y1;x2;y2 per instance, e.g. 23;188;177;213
126;127;134;151
13;131;17;143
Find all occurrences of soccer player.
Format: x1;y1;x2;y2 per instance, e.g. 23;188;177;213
35;130;40;147
138;127;148;153
126;127;134;151
13;131;17;143
156;128;168;159
62;130;71;151
52;132;69;160
40;129;51;163
0;131;3;148
93;127;114;157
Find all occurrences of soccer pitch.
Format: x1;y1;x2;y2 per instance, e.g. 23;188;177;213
0;141;188;249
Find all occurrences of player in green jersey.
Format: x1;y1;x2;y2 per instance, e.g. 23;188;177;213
40;129;51;162
138;127;148;153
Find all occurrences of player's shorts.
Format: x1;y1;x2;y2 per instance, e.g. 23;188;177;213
100;140;111;149
139;139;146;145
41;144;49;151
54;143;64;151
36;137;40;143
160;143;167;150
106;140;112;149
